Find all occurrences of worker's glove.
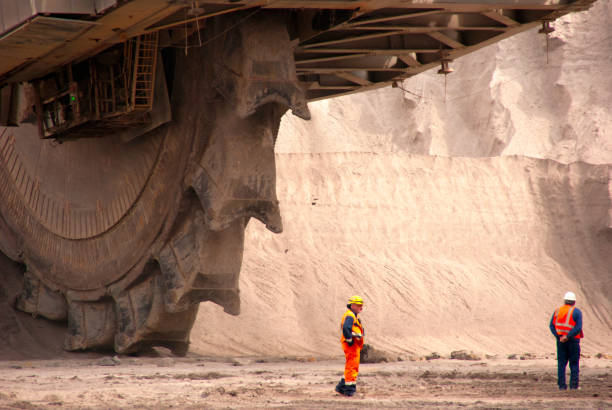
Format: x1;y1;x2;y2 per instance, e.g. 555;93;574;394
345;338;354;346
351;332;362;339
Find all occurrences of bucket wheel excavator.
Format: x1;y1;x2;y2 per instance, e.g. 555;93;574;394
0;0;596;355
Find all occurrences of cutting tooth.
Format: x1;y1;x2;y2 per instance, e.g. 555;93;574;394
226;13;310;120
63;297;115;351
63;263;198;355
157;206;243;316
190;102;284;234
109;265;198;356
15;270;67;321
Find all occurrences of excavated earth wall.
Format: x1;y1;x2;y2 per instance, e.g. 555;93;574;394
192;154;611;357
190;1;612;358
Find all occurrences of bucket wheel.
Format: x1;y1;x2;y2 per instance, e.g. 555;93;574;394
0;13;309;355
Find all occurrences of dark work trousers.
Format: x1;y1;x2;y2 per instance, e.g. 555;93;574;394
556;340;580;389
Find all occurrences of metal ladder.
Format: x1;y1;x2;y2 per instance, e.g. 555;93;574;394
131;32;158;111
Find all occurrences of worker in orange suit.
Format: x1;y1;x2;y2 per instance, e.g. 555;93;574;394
335;295;364;397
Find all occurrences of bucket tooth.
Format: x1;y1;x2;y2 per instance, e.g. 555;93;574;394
63;298;115;351
110;271;198;356
157;209;244;315
214;13;310;120
191;163;282;233
15;271;67;321
190;105;283;233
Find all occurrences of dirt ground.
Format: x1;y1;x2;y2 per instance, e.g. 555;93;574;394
0;353;609;409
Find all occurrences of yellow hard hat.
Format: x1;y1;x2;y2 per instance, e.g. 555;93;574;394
347;295;364;305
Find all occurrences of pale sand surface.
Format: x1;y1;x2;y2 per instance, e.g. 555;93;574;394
0;355;609;409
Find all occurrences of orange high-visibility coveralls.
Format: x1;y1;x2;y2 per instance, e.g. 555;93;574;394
340;309;364;384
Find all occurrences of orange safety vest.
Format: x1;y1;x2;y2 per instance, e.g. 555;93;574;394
340;309;364;346
553;305;583;338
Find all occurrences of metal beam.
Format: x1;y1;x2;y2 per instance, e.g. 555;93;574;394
300;30;411;49
336;72;373;85
336;25;509;32
427;31;465;48
481;10;520;26
298;48;441;54
295;53;369;65
306;83;360;90
296;67;409;73
345;10;445;27
398;54;422;67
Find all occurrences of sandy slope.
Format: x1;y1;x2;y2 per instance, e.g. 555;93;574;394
191;154;611;357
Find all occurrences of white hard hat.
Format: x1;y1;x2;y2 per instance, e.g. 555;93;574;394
564;291;576;301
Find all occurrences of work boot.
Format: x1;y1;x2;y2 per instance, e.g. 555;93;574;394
344;384;356;397
335;378;346;395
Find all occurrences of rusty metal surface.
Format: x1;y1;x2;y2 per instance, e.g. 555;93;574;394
0;0;101;34
0;17;97;77
0;0;184;85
